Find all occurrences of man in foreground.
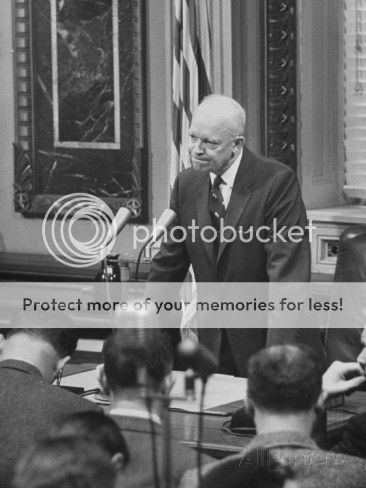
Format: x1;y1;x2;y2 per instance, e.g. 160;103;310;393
98;329;213;488
0;322;99;487
13;438;116;488
330;326;366;456
198;345;366;488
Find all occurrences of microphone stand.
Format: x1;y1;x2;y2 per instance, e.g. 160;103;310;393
134;209;177;281
197;379;208;488
161;392;172;488
135;237;152;281
145;393;161;488
139;367;161;488
142;388;172;488
178;340;217;488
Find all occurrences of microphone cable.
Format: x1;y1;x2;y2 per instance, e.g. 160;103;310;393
197;379;207;488
135;238;151;281
145;391;161;488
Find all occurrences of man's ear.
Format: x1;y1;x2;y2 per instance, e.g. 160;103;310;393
96;363;109;395
161;371;174;395
233;135;245;152
56;355;70;373
245;398;255;419
111;453;125;472
316;391;327;410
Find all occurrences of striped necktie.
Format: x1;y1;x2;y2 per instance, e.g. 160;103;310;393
209;175;226;232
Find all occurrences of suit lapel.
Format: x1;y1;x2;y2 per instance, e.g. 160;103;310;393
217;148;256;264
195;174;217;267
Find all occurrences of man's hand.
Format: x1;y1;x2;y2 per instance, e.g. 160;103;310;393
322;361;366;400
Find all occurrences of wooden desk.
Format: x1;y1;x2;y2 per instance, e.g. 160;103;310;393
61;368;366;459
0;252;99;281
61;369;251;457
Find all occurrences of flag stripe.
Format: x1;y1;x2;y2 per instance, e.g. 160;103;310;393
171;0;212;185
196;40;211;101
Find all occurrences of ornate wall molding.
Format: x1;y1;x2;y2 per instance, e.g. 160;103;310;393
262;0;297;171
12;0;147;219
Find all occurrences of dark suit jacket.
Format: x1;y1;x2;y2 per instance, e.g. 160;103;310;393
0;359;99;488
198;431;366;488
332;412;366;458
149;148;319;375
111;412;213;488
325;226;366;365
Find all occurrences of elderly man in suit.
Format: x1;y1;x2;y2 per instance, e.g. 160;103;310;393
0;322;99;488
193;345;366;488
149;94;319;375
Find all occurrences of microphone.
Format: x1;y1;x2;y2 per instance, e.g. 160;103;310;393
178;341;218;383
179;341;217;487
104;207;132;248
150;209;177;245
134;209;177;281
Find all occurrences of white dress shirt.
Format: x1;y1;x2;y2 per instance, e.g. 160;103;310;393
209;149;243;209
109;406;161;425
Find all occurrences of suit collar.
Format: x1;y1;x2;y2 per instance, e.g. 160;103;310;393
209;148;243;189
0;359;43;378
247;430;318;451
110;412;162;434
109;407;161;425
217;147;255;263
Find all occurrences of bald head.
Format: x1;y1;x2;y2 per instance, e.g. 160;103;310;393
195;95;246;136
189;95;246;174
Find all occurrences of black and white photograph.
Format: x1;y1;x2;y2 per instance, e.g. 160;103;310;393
0;0;366;487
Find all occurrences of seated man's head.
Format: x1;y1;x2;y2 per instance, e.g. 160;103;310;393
2;313;78;384
13;438;116;488
102;329;173;400
247;345;322;434
51;411;130;472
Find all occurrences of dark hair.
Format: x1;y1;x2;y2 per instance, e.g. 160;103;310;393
12;438;116;488
7;312;79;357
51;411;130;465
200;448;294;488
247;345;322;413
103;329;173;391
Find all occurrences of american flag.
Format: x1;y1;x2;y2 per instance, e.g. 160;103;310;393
170;0;212;188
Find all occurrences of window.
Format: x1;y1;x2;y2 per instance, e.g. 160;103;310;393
344;0;366;201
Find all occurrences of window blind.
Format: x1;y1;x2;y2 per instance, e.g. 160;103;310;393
344;0;366;200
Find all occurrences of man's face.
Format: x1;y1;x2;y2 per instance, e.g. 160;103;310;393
188;108;241;175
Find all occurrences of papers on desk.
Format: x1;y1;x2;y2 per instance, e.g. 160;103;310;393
169;372;247;414
61;369;247;416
